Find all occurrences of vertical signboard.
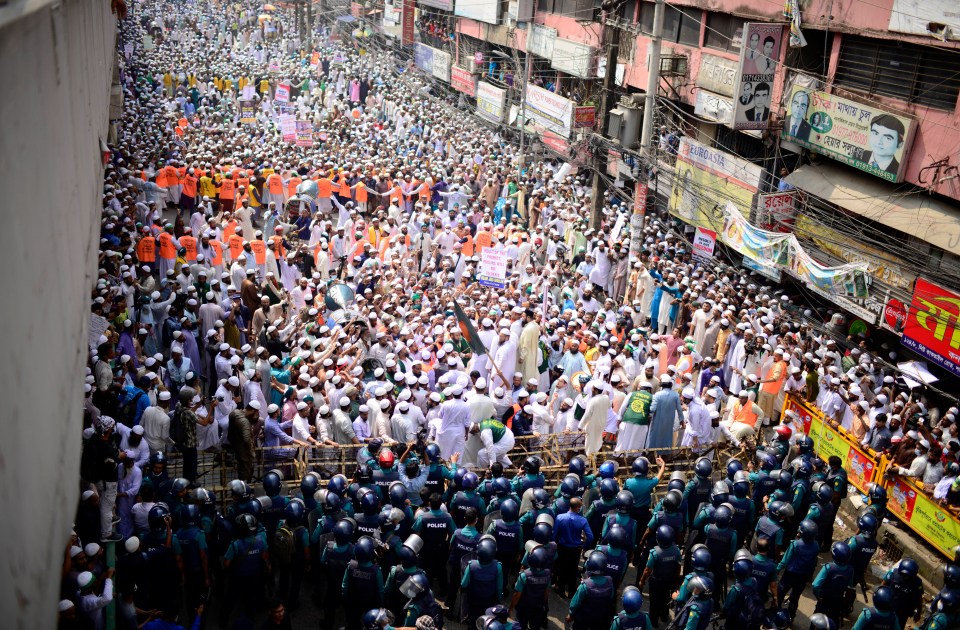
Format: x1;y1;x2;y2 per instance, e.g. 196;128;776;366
402;0;416;46
476;81;506;122
901;278;960;377
732;23;782;130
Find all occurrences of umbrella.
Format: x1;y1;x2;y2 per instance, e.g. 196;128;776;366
258;14;272;23
263;3;277;10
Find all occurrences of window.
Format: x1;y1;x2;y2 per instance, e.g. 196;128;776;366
704;12;744;52
835;35;960;110
638;1;655;34
661;5;701;46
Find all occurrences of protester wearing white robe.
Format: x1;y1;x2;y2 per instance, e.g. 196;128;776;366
578;381;609;456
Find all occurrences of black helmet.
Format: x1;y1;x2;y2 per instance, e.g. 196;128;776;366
397;544;418;568
148;504;170;530
284;498;306;525
500;498;519;522
857;512;879;536
328;474;349;497
263;469;283;496
229;478;250;499
662;489;682;513
183;503;200;526
615;490;634;514
477;535;498;563
559;475;580;498
569;456;587;477
399;572;431;599
300;472;321;497
777;469;793;490
897;557;919;577
388;481;407;507
830;541;851;565
872;586;893;611
798;519;819;542
333;518;355;545
236;512;258;536
655;524;675;547
797;436;814;454
358;487;380;514
689;574;714;597
532;522;552;544
355;536;377;562
757;451;779;471
711;481;729;504
943;563;960;588
631;456;649;475
356;463;374;483
492;477;511;497
461;471;479;491
599;478;619;501
527;545;549;570
531;488;550;509
584;550;607;576
522;456;541;475
714;504;733;528
726;458;743;479
171;477;190;495
362;608;394;630
808;613;837;630
694;456;712;478
813;481;833;504
150;451;167;466
424;443;441;461
605;524;628;550
691;545;712;572
732;558;752;580
795;459;813;479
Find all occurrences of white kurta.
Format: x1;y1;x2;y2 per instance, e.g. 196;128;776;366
578;393;610;456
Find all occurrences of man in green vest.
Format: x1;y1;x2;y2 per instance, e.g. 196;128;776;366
615;382;654;452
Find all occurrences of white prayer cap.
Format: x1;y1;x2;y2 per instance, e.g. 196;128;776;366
158;391;171;401
227;376;240;387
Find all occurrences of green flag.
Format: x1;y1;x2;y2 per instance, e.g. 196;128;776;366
453;301;488;356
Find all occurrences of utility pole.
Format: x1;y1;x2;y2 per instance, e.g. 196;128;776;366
629;0;664;258
307;0;313;50
513;0;537;174
590;9;620;229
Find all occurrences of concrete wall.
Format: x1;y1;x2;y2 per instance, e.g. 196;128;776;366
0;0;115;625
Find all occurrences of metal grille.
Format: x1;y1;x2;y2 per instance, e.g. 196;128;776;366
458;33;484;69
835;35;960;110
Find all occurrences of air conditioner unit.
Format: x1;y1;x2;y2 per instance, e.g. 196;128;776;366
607;107;625;141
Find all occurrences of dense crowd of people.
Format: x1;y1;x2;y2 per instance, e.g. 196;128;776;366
62;1;960;629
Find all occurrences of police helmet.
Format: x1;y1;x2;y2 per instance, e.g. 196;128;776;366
284;498;306;525
452;467;467;489
535;513;555;529
397;544;418;568
631;456;650;476
605;524;627;550
333;518;355;545
171;477;190;495
596;479;618;502
148;504;170;530
183;503;200;526
377;448;395;470
691;545;712;572
733;471;750;497
477;535;498;563
357;487;380;514
461;471;479;491
522;456;542;475
777;469;793;490
868;483;887;503
774;424;793;440
193;487;214;505
560;475;580;498
388;481;407;507
424;443;441;462
798;519;819;542
897;557;919;577
667;473;686;493
939;588;960;612
301;472;321;497
655;525;675;547
355;536;377;562
362;608;395;630
328;474;349;497
734;548;753;564
150;451;166;466
399;572;430;599
732;558;753;580
622;586;643;614
615;490;634;514
795;459;813;479
873;586;893;611
772;609;791;629
584;550;607;576
726;458;743;479
714;504;733;528
943;563;960;587
530;488;550;510
500;498;519;522
830;541;851;565
527;545;549;570
662;489;683;513
598;460;618;479
797;436;814;454
711;481;729;504
857;512;879;536
757;451;779;471
532;522;552;544
808;613;837;630
229;478;248;499
320;489;342;514
492;477;511;497
356;463;374;483
771;501;794;522
694;457;713;479
263;469;283;494
813;481;833;504
236;512;258;536
689;574;714;597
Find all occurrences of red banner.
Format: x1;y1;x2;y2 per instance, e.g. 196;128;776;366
886;477;919;521
901;278;960;377
574;106;596;129
350;2;361;17
450;66;477;97
401;0;415;46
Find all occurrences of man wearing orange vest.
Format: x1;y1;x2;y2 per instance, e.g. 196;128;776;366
136;227;157;273
157;223;179;277
316;172;335;213
218;175;237;215
164;163;181;207
269;228;287;259
285;172;302;204
352;178;371;213
181;168;199;215
264;171;284;208
227;227;245;262
721;389;763;446
199;232;225;278
180;228;198;263
758;348;788;422
249;231;268;278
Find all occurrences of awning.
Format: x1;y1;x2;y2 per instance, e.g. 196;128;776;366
785;163;960;257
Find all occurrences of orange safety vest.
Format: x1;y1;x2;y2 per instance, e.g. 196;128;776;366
156;169;169;188
176;166;187;182
164;165;179;186
237;176;251;202
337;175;351;199
287;177;302;200
368;227;385;249
354;182;368;203
317;177;333;199
269;235;286;258
380;233;410;260
250;240;267;265
180;235;198;261
389;182;402;206
419;178;432;201
136;236;156;263
227;234;245;260
762;360;787;395
461;233;475;256
733;401;759;428
219;178;236;200
267;173;283;195
182;175;198;199
223;220;238;239
157;232;176;260
474;230;493;254
209;240;224;266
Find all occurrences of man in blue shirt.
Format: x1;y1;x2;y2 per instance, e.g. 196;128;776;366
555;497;594;598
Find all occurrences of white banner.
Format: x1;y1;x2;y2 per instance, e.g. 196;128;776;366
692;227;717;259
432;49;451;83
454;0;499;24
551;38;596;79
476;81;506;123
528;24;557;59
479;247;508;289
274;84;290;103
524;84;574;138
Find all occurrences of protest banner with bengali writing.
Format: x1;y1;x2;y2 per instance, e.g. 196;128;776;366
239;100;256;124
295;120;313;147
883;475;960;559
279;114;296;142
274;83;290;103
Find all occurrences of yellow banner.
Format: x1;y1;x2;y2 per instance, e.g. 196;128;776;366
882;472;960;560
806;413;878;494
